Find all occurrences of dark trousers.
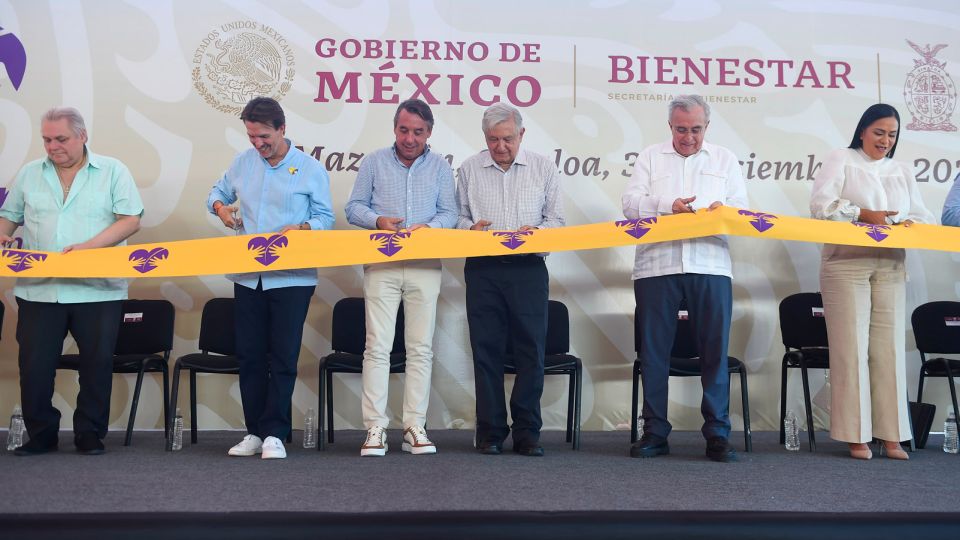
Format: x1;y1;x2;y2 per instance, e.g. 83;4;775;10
634;274;732;440
16;298;123;445
465;256;548;446
234;282;314;440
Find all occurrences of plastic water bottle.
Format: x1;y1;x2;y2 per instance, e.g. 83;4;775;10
303;407;316;448
170;408;184;451
784;410;800;451
6;405;25;451
944;411;959;454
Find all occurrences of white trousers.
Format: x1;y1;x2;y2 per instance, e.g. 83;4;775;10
361;260;441;429
820;246;911;444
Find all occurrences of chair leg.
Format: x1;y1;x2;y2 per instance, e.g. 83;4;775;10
573;361;582;451
799;361;816;452
917;369;926;403
162;364;170;439
190;369;198;444
317;365;326;451
565;369;575;444
167;362;182;451
779;358;789;445
631;361;641;444
286;403;293;444
945;359;960;434
125;363;147;446
739;368;752;452
326;369;335;444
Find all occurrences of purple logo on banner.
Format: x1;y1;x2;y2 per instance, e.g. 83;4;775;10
2;250;47;273
370;231;410;257
248;234;288;266
615;217;658;239
854;222;892;242
0;28;26;91
0;187;8;208
129;247;169;274
493;230;533;250
738;210;778;233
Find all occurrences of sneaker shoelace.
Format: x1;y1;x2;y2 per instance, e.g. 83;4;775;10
407;427;430;445
364;427;384;447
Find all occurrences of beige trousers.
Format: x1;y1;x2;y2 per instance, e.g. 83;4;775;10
819;245;911;443
361;260;442;430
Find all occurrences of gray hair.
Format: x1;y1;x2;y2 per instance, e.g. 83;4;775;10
481;102;523;134
668;95;710;123
42;107;87;138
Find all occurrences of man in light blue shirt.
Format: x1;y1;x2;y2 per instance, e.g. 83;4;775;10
0;107;143;456
208;97;334;459
345;99;457;456
943;173;960;227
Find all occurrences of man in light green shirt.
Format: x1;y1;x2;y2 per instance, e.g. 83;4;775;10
0;107;143;456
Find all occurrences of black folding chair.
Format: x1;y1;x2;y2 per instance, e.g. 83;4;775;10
911;301;960;436
777;292;829;452
59;299;174;446
317;297;405;450
631;304;752;452
169;297;291;449
505;300;582;450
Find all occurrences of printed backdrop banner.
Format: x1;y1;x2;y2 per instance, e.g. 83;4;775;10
0;0;958;435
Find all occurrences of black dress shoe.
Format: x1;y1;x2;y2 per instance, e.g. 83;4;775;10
13;439;58;457
705;437;738;462
477;442;503;455
630;433;669;458
75;432;105;455
513;444;544;457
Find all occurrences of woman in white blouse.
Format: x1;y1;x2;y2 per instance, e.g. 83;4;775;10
810;103;935;460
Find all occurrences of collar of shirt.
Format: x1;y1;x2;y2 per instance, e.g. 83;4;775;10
479;148;529;172
659;141;714;158
42;146;102;172
391;144;433;168
260;139;296;169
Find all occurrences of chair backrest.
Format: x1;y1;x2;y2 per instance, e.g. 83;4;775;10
504;300;569;355
330;297;405;355
633;302;699;359
198;298;236;356
778;292;828;350
114;299;175;355
912;301;960;355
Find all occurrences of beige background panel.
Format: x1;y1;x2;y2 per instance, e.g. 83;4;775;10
1;0;958;435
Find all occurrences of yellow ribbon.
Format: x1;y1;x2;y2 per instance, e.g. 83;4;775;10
1;206;957;278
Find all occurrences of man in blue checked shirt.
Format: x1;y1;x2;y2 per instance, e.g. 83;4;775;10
208;97;334;460
345;99;457;457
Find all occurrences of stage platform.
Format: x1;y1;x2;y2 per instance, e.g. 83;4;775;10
2;430;958;539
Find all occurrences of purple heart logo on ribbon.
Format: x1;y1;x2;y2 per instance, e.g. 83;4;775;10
615;217;658;239
738;210;777;233
854;222;892;243
493;230;533;250
128;247;169;274
0;29;27;91
1;249;47;273
370;231;410;257
247;234;288;266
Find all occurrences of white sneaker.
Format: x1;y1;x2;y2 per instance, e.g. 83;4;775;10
360;426;387;457
402;426;437;455
227;434;262;456
261;436;286;459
